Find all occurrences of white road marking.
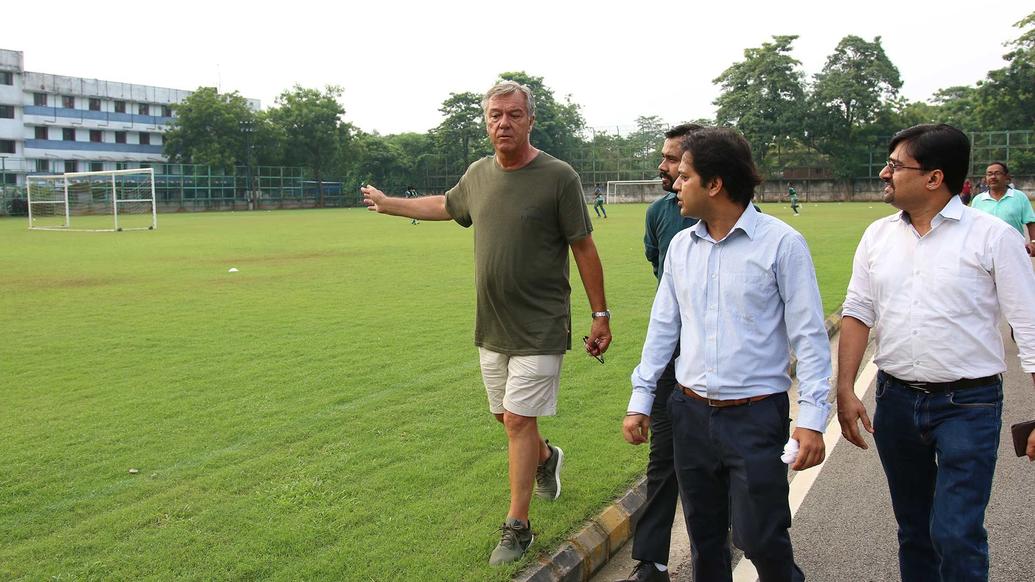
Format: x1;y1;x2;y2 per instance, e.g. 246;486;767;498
731;358;878;582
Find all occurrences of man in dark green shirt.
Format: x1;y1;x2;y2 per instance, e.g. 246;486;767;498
621;123;701;582
362;81;611;567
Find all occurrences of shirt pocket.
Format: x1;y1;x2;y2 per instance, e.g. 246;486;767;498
724;271;776;330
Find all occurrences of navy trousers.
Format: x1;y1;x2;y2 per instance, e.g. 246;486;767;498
669;389;804;582
631;358;680;565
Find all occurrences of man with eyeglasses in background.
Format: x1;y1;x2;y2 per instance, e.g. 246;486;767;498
838;124;1035;581
970;161;1035;256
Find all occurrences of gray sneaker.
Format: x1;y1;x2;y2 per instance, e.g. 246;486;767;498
534;441;564;500
488;518;534;566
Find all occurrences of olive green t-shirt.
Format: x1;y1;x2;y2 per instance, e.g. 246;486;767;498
445;152;593;355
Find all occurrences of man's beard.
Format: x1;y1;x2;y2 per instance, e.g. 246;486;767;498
660;171;676;193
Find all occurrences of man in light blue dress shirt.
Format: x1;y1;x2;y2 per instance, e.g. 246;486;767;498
623;127;832;582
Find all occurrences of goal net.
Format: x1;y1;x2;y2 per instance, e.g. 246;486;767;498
605;179;664;204
26;168;157;231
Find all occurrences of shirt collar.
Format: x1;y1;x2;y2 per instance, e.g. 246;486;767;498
690;204;759;242
892;195;964;226
663;191;678;202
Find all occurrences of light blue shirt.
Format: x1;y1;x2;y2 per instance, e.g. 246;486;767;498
628;205;832;432
970;188;1035;236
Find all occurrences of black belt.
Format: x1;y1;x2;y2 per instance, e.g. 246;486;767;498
884;373;1000;394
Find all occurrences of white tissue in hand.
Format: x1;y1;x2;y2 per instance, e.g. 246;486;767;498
781;437;799;464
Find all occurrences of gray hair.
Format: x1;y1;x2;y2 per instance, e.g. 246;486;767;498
481;80;535;119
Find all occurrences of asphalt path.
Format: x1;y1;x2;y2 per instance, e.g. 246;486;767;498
592;321;1034;582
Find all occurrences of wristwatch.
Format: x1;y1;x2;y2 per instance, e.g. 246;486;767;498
591;310;611;319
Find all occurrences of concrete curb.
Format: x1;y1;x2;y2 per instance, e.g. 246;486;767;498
514;307;844;582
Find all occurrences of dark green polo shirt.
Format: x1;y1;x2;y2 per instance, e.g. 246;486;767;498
644;192;698;281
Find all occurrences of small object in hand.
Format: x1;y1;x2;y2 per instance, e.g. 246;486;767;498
128;468;140;474
582;336;604;364
1010;419;1035;457
781;438;799;465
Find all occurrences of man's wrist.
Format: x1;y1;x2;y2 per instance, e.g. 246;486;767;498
591;309;611;319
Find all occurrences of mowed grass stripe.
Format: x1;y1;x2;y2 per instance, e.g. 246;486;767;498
0;202;889;580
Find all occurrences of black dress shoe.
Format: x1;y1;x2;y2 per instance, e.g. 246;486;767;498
617;560;670;582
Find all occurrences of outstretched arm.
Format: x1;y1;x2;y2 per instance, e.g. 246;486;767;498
362;185;451;220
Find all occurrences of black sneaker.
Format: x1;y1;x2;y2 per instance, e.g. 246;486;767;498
618;561;670;582
488;517;534;566
534;441;564;500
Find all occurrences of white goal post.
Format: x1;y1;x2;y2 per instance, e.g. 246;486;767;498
26;168;157;232
605;179;663;204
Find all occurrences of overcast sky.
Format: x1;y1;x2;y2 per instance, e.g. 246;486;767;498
5;1;1029;135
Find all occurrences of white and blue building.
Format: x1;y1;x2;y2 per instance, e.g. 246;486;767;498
0;48;259;187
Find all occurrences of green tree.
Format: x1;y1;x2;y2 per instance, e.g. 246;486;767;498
626;115;667;160
162;87;256;170
266;85;346;206
810;35;903;178
713;35;808;166
971;11;1035;130
434;91;489;174
496;71;585;161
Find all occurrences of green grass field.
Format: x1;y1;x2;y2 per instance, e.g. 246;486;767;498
0;202;893;580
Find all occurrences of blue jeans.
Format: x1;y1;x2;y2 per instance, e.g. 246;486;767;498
873;371;1002;582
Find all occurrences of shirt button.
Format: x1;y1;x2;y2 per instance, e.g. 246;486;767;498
912;330;918;335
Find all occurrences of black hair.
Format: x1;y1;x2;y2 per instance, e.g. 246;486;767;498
888;124;970;195
988;161;1010;175
681;127;762;207
664;123;704;140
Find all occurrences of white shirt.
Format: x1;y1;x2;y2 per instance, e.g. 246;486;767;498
628;206;832;432
842;196;1035;381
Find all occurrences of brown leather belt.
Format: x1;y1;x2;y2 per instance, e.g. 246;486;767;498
680;384;774;408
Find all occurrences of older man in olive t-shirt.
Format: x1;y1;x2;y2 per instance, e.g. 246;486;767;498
361;80;611;566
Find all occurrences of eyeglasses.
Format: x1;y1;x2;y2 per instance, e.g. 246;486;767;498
985;171;1006;177
885;160;926;173
583;336;604;364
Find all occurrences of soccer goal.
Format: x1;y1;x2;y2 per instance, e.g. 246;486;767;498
605;179;663;204
26;168;157;232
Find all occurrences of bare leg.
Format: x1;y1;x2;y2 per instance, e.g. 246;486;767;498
503;411;545;522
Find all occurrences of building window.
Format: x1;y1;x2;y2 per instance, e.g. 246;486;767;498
90;130;102;143
63;128;75;141
116;162;128;170
1;173;15;185
89;98;101;111
90;162;103;172
0;139;15;154
138;103;149;116
0;105;13;119
35;126;48;140
115;131;126;144
36;159;50;172
114;100;126;113
62;95;75;109
64;160;78;173
139;133;151;145
162;105;172;117
0;71;12;85
34;93;47;106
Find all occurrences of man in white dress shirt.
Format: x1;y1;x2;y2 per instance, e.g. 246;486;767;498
837;123;1035;582
623;127;831;582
